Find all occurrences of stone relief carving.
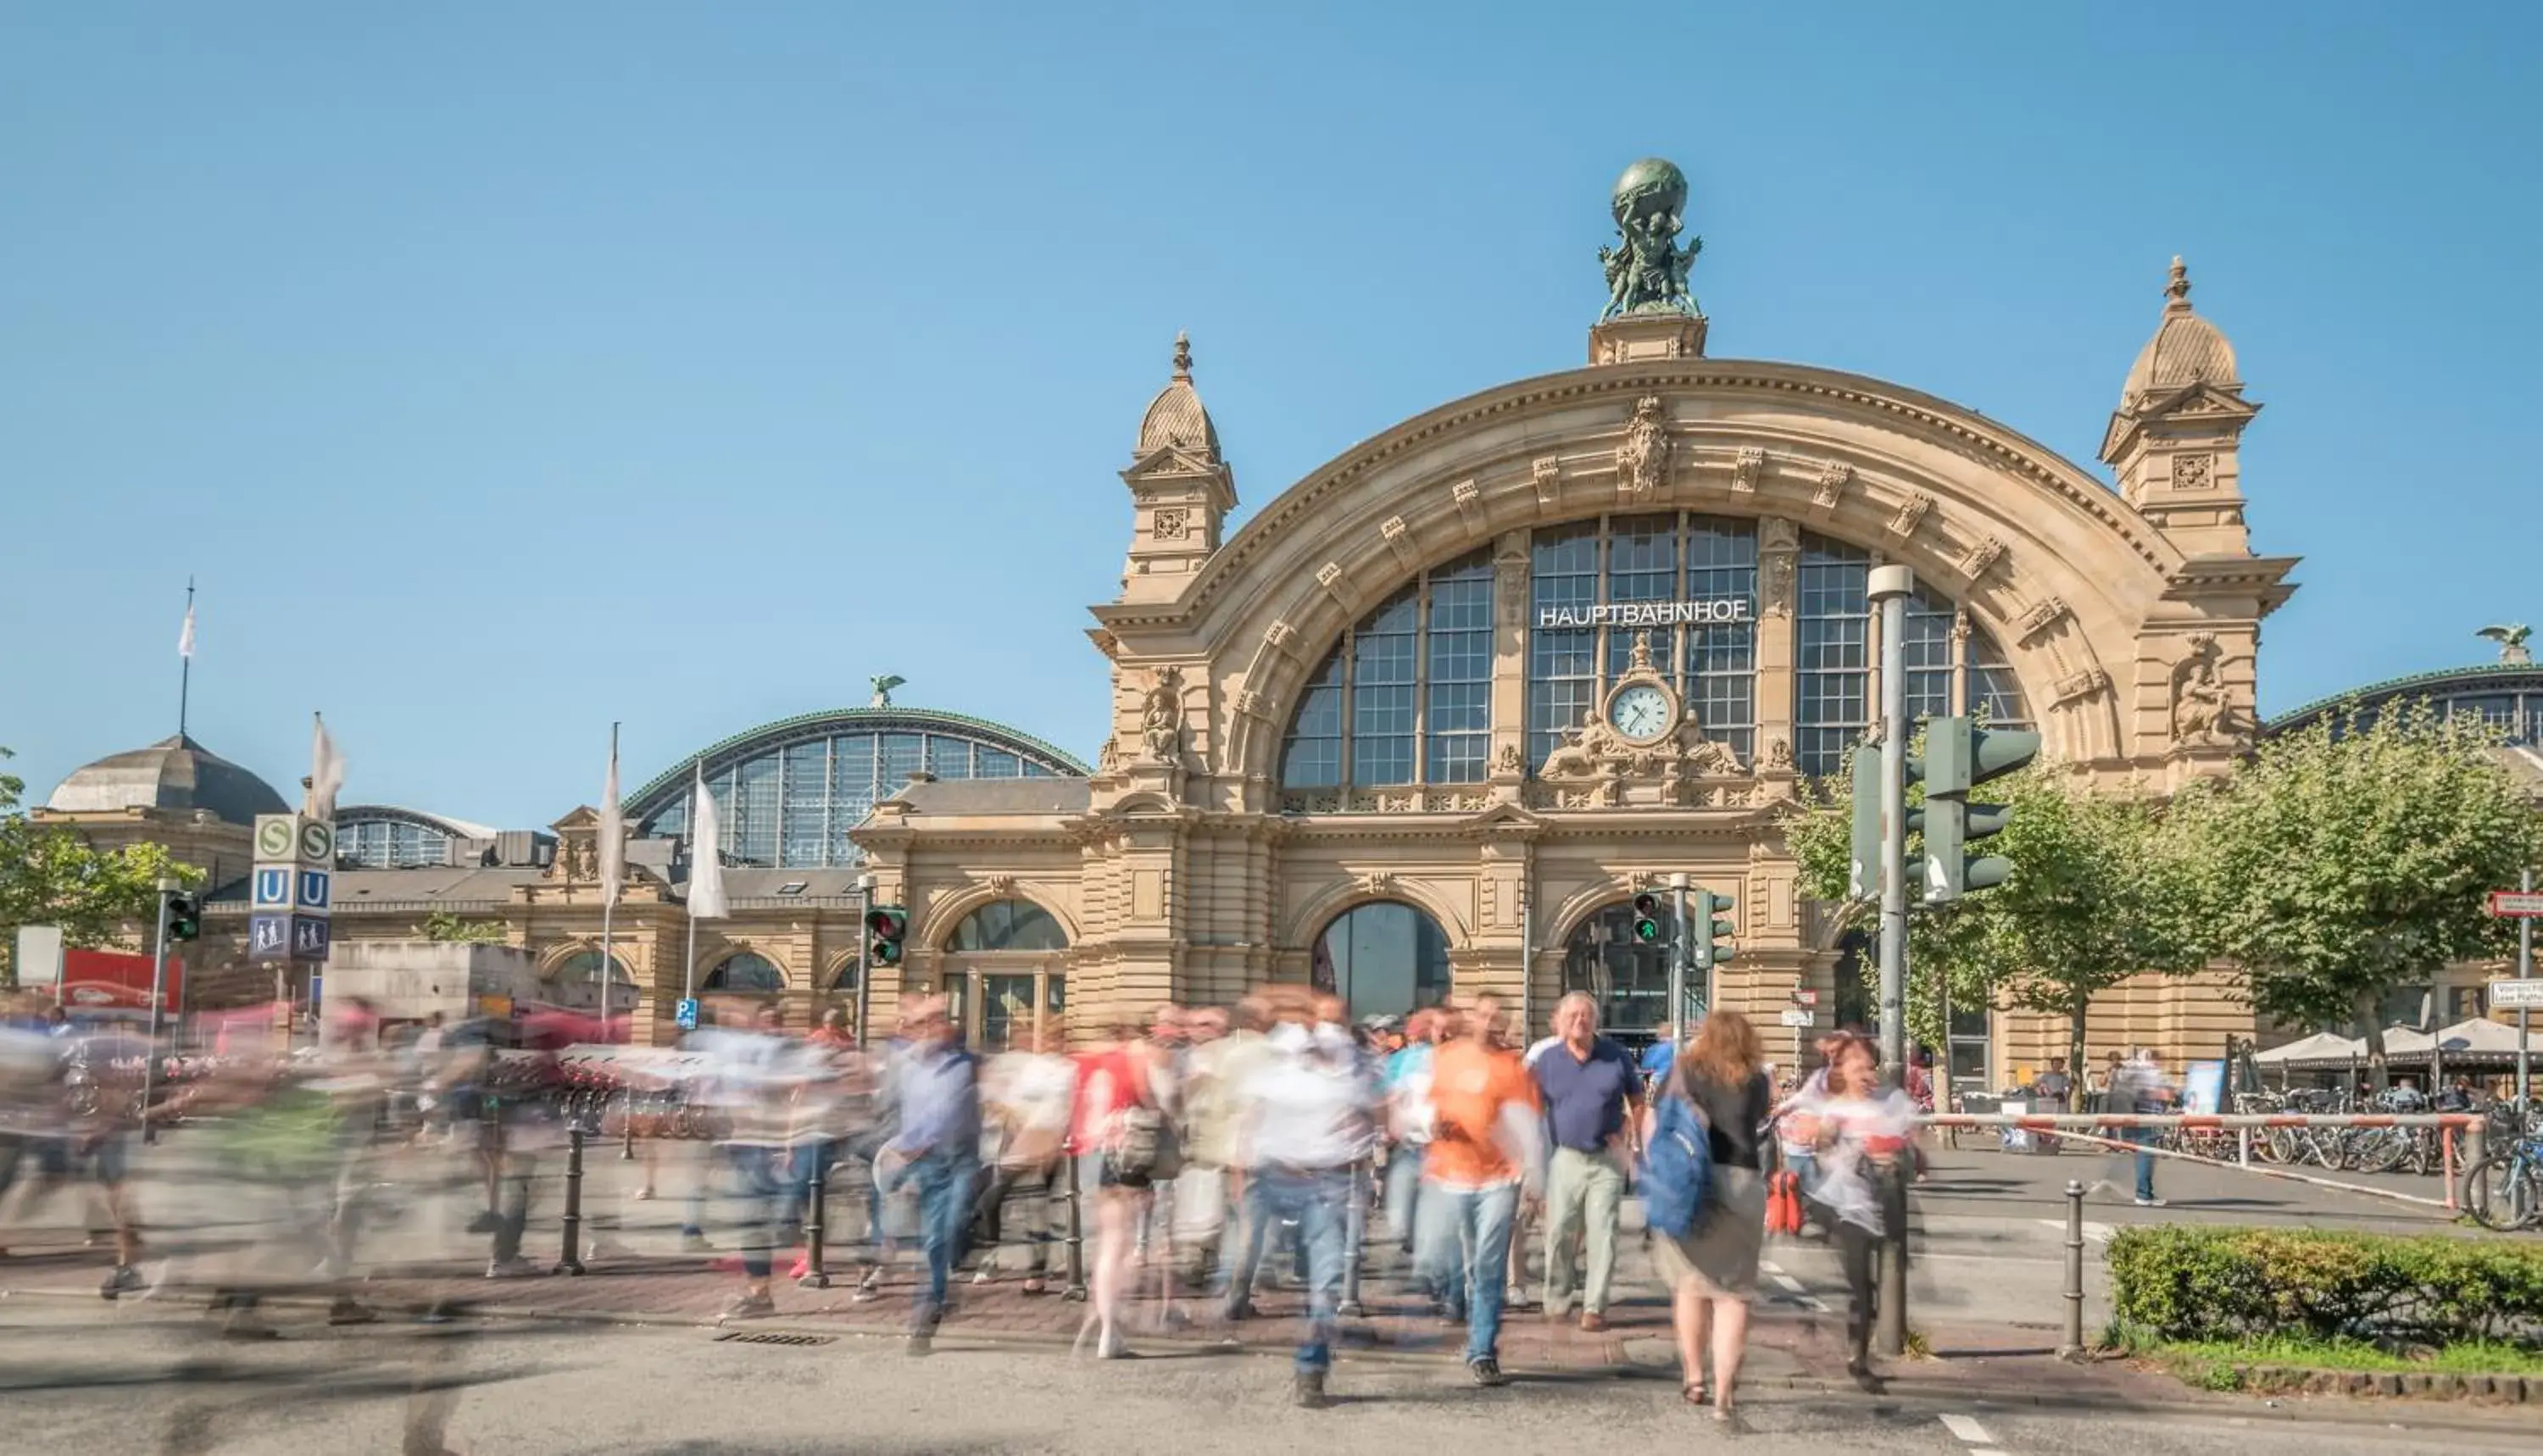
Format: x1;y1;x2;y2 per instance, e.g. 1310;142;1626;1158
2169;633;2253;747
1759;517;1800;618
1382;514;1416;569
1095;736;1121;775
2052;667;2112;705
1887;492;1934;542
1532;455;1562;505
1494;741;1524;775
2017;596;2070;641
1494;548;1529;628
2172;453;2213;491
1140;667;1185;763
1617;395;1669;495
1764;735;1793;770
1150;508;1190;541
1451;478;1483;530
1356;870;1396;897
1233;687;1264;718
1731;445;1764;493
1959;536;2006;581
1812;461;1852;511
1263;620;1294;653
987;873;1016;896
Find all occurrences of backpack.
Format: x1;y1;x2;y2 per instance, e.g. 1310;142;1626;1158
1641;1092;1715;1240
1105;1053;1182;1186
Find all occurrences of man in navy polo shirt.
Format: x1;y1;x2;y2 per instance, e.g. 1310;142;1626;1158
1529;992;1642;1331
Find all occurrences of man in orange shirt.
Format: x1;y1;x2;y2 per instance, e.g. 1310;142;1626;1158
1422;994;1541;1387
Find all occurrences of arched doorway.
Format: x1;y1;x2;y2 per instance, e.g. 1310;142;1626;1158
1563;900;1675;1038
1310;902;1451;1023
942;898;1069;1051
549;948;637;1014
702;950;786;995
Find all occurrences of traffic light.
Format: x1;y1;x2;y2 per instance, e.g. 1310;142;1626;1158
1631;892;1663;944
865;905;908;965
1690;887;1735;970
1847;747;1881;901
1918;715;2040;903
164;892;200;942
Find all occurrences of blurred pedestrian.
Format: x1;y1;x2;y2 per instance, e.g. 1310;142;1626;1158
1806;1032;1918;1391
975;1020;1071;1293
1381;1008;1443;1269
1422;995;1538;1387
1531;992;1641;1331
888;996;979;1353
1073;1020;1170;1359
1653;1010;1771;1422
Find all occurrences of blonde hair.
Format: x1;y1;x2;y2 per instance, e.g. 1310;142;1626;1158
1679;1009;1763;1094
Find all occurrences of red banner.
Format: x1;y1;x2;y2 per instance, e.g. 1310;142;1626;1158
58;948;183;1013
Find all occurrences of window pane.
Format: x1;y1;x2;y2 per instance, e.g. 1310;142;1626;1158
1313;901;1452;1021
1685;516;1757;763
950;899;1069;952
1965;624;2031;731
1351;583;1419;786
878;734;924;793
780;740;829;868
1281;647;1345;788
1528;523;1600;772
1903;586;1956;725
977;747;1021;778
730;754;779;867
1424;552;1493;783
828;734;876;863
1603;513;1679;684
926;735;975;779
1795;533;1870;777
703;951;784;994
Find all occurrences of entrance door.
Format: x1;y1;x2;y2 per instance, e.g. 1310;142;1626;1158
1311;901;1452;1023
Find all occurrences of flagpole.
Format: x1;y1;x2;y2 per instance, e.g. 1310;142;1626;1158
178;578;195;738
684;763;703;1003
598;721;619;1042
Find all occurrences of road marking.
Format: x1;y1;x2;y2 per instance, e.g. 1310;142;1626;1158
1939;1413;1995;1445
2035;1218;2112;1242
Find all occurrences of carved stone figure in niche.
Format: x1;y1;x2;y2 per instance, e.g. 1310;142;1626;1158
1764;736;1794;770
2169;634;2253;747
1096;736;1121;775
1618;396;1668;494
1141;667;1185;762
1494;741;1524;775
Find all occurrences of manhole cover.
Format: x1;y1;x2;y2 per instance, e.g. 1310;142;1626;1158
714;1331;837;1347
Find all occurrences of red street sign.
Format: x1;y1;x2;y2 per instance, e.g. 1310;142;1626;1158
1790;989;1819;1007
2487;890;2543;919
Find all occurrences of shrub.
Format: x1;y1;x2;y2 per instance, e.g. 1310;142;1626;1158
2106;1225;2543;1348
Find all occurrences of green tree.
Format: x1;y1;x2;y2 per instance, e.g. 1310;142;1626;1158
420;909;508;944
1784;747;2207;1106
0;747;202;985
2173;703;2540;1077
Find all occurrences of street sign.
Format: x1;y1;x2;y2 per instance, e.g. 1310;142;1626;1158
1780;1008;1815;1028
297;820;335;866
254;815;297;861
2489;979;2543;1010
253;867;292;909
1789;989;1819;1007
247;913;290;959
675;998;700;1031
291;916;331;961
296;868;331;911
2488;890;2543;918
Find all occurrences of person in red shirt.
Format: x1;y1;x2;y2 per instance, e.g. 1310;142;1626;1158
1422;995;1539;1387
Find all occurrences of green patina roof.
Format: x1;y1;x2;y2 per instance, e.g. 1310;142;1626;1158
625;705;1092;814
2266;662;2543;734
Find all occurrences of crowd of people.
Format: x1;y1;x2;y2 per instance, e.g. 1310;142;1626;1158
0;984;1935;1417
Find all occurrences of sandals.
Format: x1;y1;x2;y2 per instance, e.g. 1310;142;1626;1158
1682;1379;1707;1406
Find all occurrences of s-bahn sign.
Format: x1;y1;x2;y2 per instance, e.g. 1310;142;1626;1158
1537;598;1753;630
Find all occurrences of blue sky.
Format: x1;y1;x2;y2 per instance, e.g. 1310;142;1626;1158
5;3;2538;828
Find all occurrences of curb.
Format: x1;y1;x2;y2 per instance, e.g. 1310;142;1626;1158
2232;1362;2540;1404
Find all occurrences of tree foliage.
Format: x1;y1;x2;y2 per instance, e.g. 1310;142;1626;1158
2173;703;2541;1064
0;747;202;985
1783;745;2207;1103
420;909;508;944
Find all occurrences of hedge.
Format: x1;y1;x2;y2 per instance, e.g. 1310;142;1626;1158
2106;1225;2543;1349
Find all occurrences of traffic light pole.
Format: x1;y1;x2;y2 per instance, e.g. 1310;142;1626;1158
1866;564;1913;1361
142;877;176;1146
1867;565;1912;1080
854;872;876;1042
2520;869;2533;1106
1667;872;1689;1042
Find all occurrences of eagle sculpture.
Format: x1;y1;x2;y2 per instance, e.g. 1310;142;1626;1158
869;674;907;708
2477;625;2532;666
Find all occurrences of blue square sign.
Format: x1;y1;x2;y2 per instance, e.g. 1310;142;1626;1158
296;868;331;911
675;998;700;1031
290;915;331;962
252;868;292;909
248;912;290;959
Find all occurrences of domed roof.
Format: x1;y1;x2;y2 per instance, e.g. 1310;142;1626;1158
44;733;289;825
2121;257;2239;407
1134;331;1221;461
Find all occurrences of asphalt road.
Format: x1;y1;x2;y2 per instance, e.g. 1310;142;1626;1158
1;1298;2529;1456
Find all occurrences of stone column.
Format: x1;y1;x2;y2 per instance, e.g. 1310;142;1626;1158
1755;518;1800;765
1488;535;1532;798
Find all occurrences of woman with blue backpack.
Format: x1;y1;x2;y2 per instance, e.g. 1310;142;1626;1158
1641;1010;1772;1424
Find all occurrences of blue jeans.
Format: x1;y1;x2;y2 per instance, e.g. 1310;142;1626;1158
722;1145;788;1281
2123;1129;2156;1200
899;1149;977;1325
1424;1181;1518;1363
1384;1145;1425;1253
1217;1170;1309;1305
1249;1168;1351;1373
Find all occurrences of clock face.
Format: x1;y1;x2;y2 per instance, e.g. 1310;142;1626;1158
1609;683;1672;742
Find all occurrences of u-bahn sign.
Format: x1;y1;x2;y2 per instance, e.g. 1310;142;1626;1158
251;814;334;964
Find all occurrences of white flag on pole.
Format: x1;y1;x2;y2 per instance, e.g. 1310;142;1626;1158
598;729;624;907
687;764;727;921
309;714;345;822
177;603;196;660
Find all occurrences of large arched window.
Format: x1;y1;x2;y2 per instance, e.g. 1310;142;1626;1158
948;899;1070;953
1563;900;1677;1036
1310;902;1451;1022
702;951;786;994
552;949;635;989
1794;531;2032;779
1280;551;1494;791
1528;514;1760;772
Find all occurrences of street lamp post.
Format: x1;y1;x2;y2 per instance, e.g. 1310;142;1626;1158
854;870;878;1042
1866;562;1914;1360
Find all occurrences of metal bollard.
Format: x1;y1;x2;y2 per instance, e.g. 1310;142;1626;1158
2464;1116;2486;1181
621;1086;636;1160
799;1148;831;1288
554;1125;587;1276
1337;1163;1366;1319
2058;1178;2085;1359
1061;1152;1088;1302
2237;1127;2251;1168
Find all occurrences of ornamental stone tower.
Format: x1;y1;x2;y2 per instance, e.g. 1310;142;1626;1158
1116;331;1237;603
2101;258;2258;559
